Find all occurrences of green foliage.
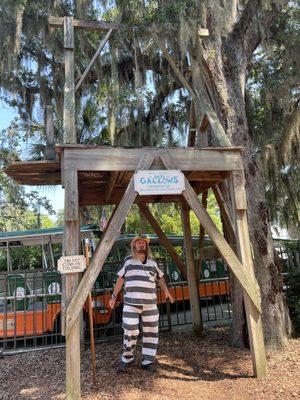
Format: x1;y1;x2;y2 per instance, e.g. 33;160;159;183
286;269;300;336
123;191;221;235
246;4;300;237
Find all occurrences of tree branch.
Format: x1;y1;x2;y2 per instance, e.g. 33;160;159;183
230;0;289;58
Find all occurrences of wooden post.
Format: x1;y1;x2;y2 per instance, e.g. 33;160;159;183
231;170;267;378
64;169;81;399
197;190;208;280
188;101;197;147
64;17;76;144
212;184;236;241
181;201;203;336
84;240;97;387
138;202;187;279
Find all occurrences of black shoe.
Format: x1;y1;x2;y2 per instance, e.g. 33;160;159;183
117;361;131;374
141;363;157;373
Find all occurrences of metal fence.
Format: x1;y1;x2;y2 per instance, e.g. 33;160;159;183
0;265;231;354
0;269;63;352
1;238;298;354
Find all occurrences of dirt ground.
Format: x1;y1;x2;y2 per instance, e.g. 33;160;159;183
0;327;299;400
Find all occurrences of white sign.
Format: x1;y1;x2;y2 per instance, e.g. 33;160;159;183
58;255;86;274
0;318;15;330
134;170;185;195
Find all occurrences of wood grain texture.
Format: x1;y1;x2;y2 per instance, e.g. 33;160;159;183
64;168;81;400
63;147;243;171
181;201;203;335
231;171;267;378
63;17;76;144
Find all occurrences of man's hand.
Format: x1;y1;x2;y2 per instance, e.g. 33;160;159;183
165;291;174;303
109;298;116;309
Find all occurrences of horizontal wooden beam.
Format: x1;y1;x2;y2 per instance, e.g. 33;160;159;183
49;16;122;31
55;144;243;152
63;147;243;172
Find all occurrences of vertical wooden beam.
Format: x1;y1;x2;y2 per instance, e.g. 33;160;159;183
231;170;267;378
64;169;81;399
181;201;203;336
138;202;187;279
198;190;208;279
212;184;236;241
188;101;197;147
64;17;76;144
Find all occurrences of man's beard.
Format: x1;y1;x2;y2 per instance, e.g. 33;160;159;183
137;249;146;254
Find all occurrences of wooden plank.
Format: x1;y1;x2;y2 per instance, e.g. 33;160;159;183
212;184;236;240
190;59;232;147
188;101;197;147
181;201;203;335
65;153;155;336
152;31;230;147
63;169;81;400
232;170;247;210
75;29;113;92
198;28;209;37
49;16;121;31
63;147;243;171
64;170;78;221
105;171;119;203
231;171;267;378
159;153;261;313
152;33;196;100
197;190;208;279
63;17;76;144
56;144;244;152
137;202;187;279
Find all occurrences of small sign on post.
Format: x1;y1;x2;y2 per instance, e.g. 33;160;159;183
134;170;185;195
58;255;86;274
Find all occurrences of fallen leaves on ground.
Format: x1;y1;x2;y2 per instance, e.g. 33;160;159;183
0;327;299;400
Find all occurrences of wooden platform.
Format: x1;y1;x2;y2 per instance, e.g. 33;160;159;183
4;145;243;206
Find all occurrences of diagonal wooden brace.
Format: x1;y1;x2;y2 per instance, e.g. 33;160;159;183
65;152;155;337
159;152;261;313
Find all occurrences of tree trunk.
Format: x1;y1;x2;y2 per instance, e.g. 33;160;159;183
193;9;292;349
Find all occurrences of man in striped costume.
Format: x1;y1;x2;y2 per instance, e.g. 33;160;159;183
109;234;174;373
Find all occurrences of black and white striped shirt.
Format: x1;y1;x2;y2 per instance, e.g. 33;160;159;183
117;256;164;306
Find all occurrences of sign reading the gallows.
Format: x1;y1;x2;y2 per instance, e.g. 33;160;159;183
134;170;185;195
58;255;86;274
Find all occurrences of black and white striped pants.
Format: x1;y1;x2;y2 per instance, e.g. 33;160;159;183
122;303;159;365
